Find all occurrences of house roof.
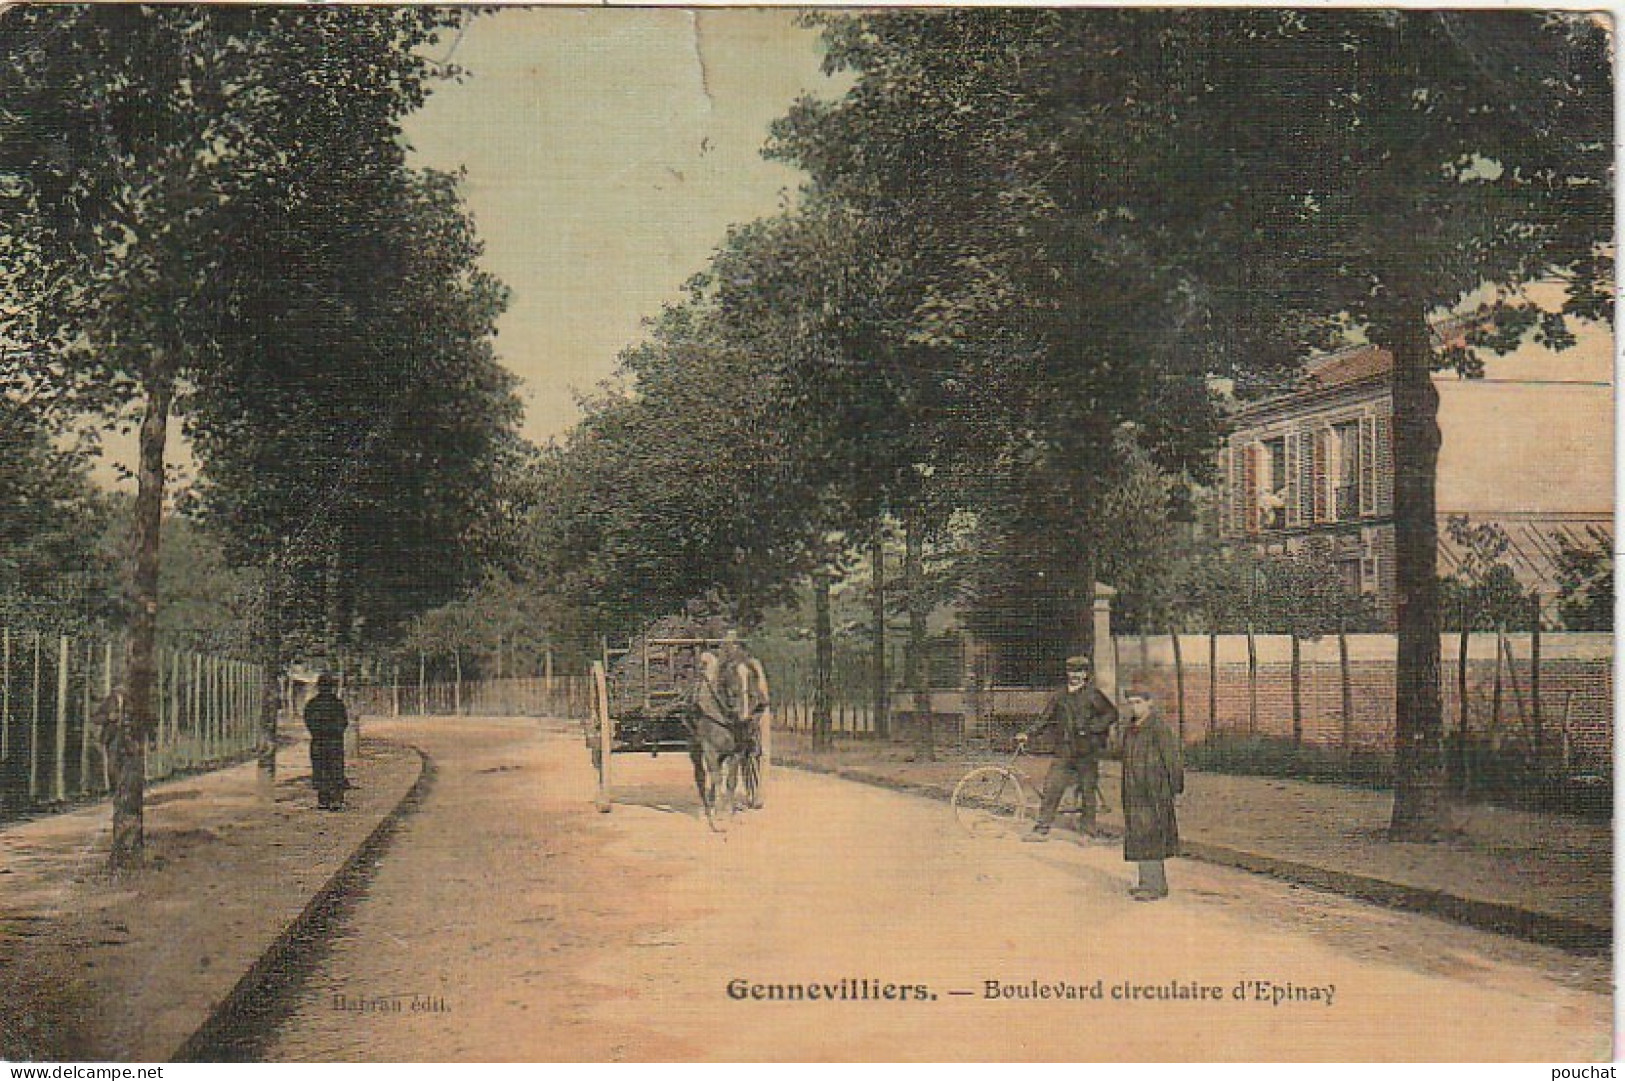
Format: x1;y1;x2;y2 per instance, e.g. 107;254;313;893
1303;345;1390;390
1300;316;1481;392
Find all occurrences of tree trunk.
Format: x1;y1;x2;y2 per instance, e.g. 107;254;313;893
1289;633;1303;745
112;373;172;869
905;513;931;761
324;537;344;656
812;570;833;750
257;585;283;779
870;532;889;740
1386;307;1450;840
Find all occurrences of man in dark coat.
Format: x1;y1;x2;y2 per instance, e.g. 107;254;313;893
1017;654;1118;841
1120;687;1183;900
304;674;349;811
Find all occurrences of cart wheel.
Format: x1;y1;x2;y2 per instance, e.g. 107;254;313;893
591;661;613;812
951;766;1029;838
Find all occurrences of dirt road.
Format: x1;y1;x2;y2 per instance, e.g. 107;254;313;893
258;717;1610;1062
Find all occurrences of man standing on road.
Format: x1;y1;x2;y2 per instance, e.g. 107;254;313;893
1017;654;1117;842
304;673;350;811
1120;687;1182;900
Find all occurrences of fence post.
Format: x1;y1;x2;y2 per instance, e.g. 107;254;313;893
157;646;170;780
1091;583;1117;702
213;656;223;758
1169;629;1185;743
1338;625;1354;755
1491;625;1505;746
2;628;10;764
1456;603;1471;794
104;643;116;789
79;638;93;795
192;653;204;764
54;635;68;801
1530;593;1543;776
1289;634;1302;745
30;632;42;802
1245;624;1258;736
196;653;208;764
170;650;183;771
1207;630;1218;735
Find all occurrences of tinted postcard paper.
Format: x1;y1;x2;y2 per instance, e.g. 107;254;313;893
0;5;1611;1064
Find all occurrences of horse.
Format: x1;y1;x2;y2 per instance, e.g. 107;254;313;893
684;651;748;831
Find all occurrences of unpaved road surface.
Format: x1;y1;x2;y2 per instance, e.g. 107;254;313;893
260;717;1610;1062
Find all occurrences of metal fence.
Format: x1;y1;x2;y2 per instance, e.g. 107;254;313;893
0;630;265;816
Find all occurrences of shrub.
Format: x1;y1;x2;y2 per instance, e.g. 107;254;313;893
1185;735;1392;789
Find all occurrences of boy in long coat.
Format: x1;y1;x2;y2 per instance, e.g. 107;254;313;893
1120;687;1182;900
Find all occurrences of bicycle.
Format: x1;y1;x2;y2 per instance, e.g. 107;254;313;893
950;740;1113;838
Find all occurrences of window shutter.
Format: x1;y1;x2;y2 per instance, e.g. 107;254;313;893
1311;430;1330;523
1373;413;1393;515
1217;444;1233;536
1359;414;1377;517
1285;432;1301;527
1229;442;1245;537
1298;429;1316;526
1244;443;1262;534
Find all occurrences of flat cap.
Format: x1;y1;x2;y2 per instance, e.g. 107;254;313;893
1064;655;1093;670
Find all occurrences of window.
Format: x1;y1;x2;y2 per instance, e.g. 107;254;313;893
1333;421;1361;521
1260;437;1288;530
1337;558;1362;596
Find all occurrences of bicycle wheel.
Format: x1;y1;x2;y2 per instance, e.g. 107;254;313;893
951;766;1029;837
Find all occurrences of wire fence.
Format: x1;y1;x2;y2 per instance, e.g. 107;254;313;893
344;676;593;720
0;629;265;818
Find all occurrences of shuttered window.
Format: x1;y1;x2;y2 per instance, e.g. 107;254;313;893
1373;412;1393;515
1311;429;1331;523
1359;414;1378;517
1243;443;1263;534
1285;432;1302;526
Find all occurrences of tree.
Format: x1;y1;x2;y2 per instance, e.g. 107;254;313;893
0;6;469;864
0;405;120;633
533;207;912;647
1117;11;1610;838
187;163;520;774
1552;527;1612;632
780;10;1609;838
767;12;1235;667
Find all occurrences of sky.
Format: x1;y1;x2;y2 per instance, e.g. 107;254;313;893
401;7;836;445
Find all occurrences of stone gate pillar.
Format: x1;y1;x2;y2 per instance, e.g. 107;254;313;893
1092;582;1117;702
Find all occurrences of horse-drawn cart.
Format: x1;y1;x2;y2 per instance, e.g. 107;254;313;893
585;635;771;819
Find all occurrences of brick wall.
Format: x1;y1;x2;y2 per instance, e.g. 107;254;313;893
1112;632;1612;773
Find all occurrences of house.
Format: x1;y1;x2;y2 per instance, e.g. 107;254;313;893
1216;323;1613;624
